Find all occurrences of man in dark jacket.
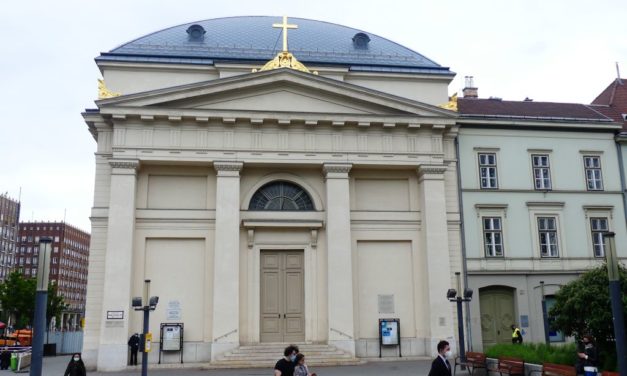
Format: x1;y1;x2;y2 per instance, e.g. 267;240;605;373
428;340;452;376
128;333;140;366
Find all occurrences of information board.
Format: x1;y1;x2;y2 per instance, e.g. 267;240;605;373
378;318;401;358
163;325;181;351
380;319;399;345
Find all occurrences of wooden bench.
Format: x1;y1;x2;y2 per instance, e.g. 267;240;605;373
454;352;487;376
490;356;525;376
529;363;576;376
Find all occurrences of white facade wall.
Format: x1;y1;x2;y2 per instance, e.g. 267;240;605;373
459;126;627;351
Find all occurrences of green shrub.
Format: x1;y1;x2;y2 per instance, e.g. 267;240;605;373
485;343;578;366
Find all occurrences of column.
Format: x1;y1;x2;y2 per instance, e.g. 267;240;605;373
96;159;139;371
418;165;456;356
323;163;355;355
211;161;243;360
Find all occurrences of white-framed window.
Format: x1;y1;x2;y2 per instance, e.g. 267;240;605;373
483;217;504;257
532;154;551;190
478;153;498;189
583;156;603;191
538;216;559;257
590;217;609;257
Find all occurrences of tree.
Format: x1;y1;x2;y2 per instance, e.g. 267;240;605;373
0;272;36;328
0;271;68;329
549;263;627;369
47;283;68;329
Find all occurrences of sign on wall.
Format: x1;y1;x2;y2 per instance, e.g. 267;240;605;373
166;300;182;321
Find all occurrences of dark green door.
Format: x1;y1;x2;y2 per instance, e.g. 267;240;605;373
479;288;515;348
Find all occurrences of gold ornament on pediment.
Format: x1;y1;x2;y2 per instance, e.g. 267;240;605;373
440;92;458;111
254;16;317;75
98;79;121;99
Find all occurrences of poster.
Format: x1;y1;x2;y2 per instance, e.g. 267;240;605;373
166;300;182;320
380;319;399;345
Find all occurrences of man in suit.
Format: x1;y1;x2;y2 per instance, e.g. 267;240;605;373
428;340;452;376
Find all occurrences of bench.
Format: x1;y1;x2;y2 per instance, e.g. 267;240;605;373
529;363;576;376
490;356;525;376
454;352;487;376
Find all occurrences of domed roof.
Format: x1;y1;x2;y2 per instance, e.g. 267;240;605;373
97;16;451;75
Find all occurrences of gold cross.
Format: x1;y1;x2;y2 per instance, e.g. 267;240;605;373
273;16;298;52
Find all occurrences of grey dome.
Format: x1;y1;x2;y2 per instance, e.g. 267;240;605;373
97;16;452;75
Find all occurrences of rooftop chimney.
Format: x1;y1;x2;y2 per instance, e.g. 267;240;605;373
463;76;478;98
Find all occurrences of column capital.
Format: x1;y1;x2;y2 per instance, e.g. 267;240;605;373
214;161;243;177
323;163;352;178
108;159;139;175
417;164;447;180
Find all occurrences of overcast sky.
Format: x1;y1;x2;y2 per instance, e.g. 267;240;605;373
1;0;626;231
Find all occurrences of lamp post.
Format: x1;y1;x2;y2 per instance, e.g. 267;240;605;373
447;272;473;363
133;279;159;376
540;281;550;345
30;237;52;376
604;232;626;376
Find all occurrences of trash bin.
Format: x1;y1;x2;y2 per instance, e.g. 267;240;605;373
9;353;17;371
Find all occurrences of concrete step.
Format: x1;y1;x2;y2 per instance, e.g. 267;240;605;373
212;343;363;368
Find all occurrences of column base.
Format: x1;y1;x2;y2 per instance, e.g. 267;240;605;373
210;341;239;361
96;344;128;371
329;339;355;356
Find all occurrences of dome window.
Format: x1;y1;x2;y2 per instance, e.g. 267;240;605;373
352;32;370;49
186;24;206;42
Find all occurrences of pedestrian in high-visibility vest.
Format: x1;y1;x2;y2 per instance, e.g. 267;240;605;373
511;325;523;344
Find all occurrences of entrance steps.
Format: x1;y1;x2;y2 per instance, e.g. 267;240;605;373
210;343;364;368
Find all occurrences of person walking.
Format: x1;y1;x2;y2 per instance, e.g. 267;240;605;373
428;340;452;376
64;353;86;376
293;353;317;376
274;344;299;376
128;333;140;366
511;324;523;344
576;335;598;376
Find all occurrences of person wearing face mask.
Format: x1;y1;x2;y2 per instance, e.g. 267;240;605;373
428;340;452;376
274;344;299;376
64;353;86;376
575;335;598;376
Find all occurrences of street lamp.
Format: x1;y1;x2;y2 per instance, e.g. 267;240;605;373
540;281;550;345
603;232;626;376
30;237;52;376
133;279;159;376
447;272;473;363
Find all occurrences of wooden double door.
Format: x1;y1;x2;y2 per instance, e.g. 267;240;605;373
260;251;305;342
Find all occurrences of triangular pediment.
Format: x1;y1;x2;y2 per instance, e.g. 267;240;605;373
97;68;456;118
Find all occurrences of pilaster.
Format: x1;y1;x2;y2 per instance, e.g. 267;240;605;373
323;163;355;355
211;161;243;360
97;159;139;371
418;164;457;355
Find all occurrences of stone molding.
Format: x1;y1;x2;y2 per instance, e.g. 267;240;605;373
214;161;243;177
108;159;139;171
417;164;447;180
323;163;352;177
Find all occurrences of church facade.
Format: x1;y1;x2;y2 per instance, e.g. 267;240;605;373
83;17;464;370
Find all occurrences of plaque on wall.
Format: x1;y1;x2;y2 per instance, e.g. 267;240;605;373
106;311;124;320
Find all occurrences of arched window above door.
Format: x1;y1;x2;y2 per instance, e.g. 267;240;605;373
248;181;315;211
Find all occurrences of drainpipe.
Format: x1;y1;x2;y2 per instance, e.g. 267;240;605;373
455;135;473;351
615;139;627;231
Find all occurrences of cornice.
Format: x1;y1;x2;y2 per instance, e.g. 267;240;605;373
98;107;454;130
